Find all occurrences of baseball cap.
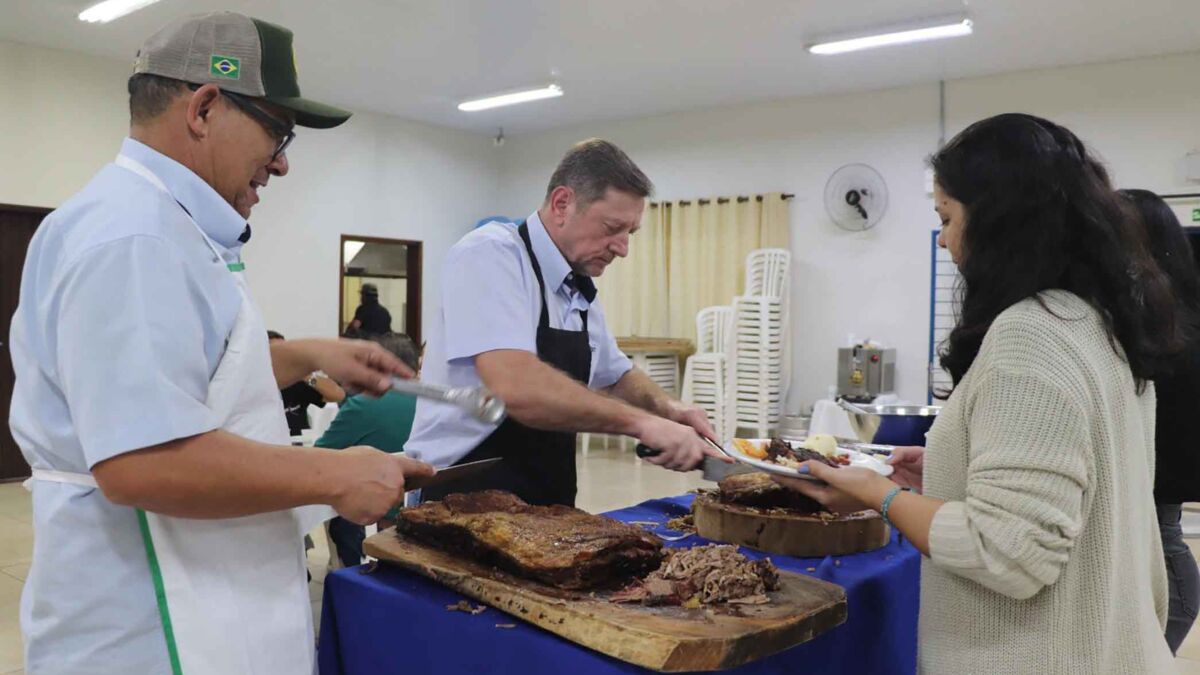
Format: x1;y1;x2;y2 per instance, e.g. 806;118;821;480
361;283;379;296
133;11;351;129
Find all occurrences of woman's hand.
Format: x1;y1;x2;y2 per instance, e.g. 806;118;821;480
887;446;925;492
773;461;896;515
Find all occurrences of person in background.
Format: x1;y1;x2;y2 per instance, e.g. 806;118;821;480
346;282;393;337
1120;188;1200;653
268;330;346;436
776;114;1180;673
317;332;422;567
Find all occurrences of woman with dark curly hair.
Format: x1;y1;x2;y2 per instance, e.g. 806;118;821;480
778;113;1179;672
1121;188;1200;654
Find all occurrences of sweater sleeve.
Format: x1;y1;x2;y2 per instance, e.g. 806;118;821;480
928;366;1091;600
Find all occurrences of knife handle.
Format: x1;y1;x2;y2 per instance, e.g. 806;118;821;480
635;443;662;458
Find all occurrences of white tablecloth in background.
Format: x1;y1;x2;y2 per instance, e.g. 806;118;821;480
308;403;340;440
808;399;858;439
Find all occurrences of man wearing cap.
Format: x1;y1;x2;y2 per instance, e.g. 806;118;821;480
347;282;393;336
8;12;433;674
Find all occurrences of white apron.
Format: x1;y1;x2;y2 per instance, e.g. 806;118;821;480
25;153;332;674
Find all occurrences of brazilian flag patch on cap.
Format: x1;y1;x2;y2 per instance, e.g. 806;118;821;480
210;55;240;79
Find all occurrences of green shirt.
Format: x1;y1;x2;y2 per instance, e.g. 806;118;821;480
315;391;416;453
316;391;417;521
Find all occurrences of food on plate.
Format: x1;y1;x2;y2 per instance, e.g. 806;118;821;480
733;438;768;459
765;437;794;462
610;544;780;606
396;490;665;590
746;436;852;469
800;433;838;458
732;436;852;469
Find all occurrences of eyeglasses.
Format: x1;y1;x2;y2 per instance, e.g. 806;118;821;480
222;90;295;163
191;85;296;162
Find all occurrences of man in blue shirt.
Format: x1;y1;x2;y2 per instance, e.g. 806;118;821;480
406;139;729;507
8;12;433;674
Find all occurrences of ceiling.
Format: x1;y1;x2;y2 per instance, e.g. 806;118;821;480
5;0;1200;136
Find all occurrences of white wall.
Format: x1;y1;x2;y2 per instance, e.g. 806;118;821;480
494;51;1200;411
0;41;132;208
0;39;500;343
5;36;1199;413
947;53;1200;194
494;85;942;410
243;109;498;339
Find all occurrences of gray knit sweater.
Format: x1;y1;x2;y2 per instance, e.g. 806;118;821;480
921;290;1173;674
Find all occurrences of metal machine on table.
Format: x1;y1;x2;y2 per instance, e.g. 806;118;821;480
836;345;896;403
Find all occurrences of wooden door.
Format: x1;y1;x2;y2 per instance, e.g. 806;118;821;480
0;204;50;480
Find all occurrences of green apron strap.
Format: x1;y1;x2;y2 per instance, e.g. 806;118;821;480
136;509;184;675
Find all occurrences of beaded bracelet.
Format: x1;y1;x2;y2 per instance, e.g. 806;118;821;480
880;486;912;527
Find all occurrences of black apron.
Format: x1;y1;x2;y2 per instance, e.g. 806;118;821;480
423;222;593;506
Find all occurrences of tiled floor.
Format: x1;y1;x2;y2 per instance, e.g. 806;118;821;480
2;447;1199;673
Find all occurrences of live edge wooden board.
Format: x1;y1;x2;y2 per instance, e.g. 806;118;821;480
364;529;847;672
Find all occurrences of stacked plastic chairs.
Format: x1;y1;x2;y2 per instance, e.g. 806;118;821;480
729;249;791;438
632;353;681;399
681;306;734;442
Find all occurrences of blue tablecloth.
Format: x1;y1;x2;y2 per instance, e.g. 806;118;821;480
318;495;921;674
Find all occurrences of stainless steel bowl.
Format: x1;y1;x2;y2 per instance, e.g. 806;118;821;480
838;400;941;445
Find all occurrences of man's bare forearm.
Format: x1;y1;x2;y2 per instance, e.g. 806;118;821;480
607;367;672;416
92;430;345;519
269;340;319;388
476;350;654;436
311;375;346;403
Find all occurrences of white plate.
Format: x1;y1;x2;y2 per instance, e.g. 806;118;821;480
722;438;894;482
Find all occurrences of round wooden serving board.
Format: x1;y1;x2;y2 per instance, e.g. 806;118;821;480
693;493;890;557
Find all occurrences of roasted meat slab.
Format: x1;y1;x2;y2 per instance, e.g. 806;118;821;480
396;491;665;589
716;472;824;513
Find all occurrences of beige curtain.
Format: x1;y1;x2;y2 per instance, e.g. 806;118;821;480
342;276;364;330
597;192;790;342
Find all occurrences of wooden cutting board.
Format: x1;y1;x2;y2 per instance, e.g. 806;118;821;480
364;529;847;672
693;494;890;557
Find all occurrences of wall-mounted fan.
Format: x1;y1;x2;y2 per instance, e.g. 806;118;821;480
824;163;889;232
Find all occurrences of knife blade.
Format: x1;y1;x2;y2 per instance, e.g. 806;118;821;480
405;457;503;492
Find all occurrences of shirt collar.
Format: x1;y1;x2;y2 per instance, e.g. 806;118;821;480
526;210;576;295
118;138;249;254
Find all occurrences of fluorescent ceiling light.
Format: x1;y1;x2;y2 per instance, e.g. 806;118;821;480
457;84;563;112
79;0;162;23
809;15;972;55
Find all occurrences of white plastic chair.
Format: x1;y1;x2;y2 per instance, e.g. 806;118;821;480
639;353;681;397
744;249;790;299
695;306;734;355
682;306;735;442
682;352;730;443
729;294;789;438
582;351;676;455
